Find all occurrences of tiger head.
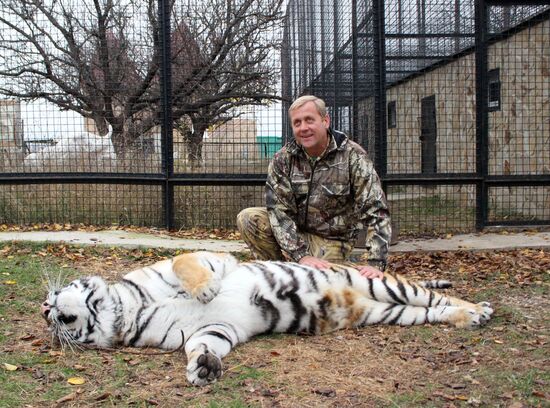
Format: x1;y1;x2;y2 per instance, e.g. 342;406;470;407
41;276;115;349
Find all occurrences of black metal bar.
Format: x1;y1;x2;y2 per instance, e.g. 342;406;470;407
485;220;550;227
351;0;358;141
384;174;481;183
373;0;387;176
384;176;550;185
0;174;165;182
332;0;339;124
0;177;166;185
382;33;475;39
0;175;267;185
168;178;266;186
158;0;174;230
385;55;466;60
486;0;550;5
475;0;489;231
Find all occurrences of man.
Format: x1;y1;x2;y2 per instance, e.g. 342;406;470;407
237;95;391;278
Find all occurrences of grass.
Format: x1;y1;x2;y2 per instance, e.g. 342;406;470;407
391;194;476;236
1;243;549;407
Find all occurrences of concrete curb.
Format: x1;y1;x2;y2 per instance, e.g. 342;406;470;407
0;230;549;253
0;230;247;253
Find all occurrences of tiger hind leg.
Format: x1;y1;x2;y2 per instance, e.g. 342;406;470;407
357;273;493;323
172;252;238;303
351;298;492;329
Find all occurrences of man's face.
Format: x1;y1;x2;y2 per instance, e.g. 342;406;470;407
289;101;330;157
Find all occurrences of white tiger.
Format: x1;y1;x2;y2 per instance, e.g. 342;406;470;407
41;251;493;386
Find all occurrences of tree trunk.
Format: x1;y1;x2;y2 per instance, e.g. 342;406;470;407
184;130;204;168
184;120;208;168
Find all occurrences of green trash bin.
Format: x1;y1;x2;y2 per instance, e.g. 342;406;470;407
256;136;282;158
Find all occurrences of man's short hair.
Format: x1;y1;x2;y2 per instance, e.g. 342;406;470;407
288;95;327;117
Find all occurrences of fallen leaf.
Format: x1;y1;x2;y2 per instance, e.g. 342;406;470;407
20;334;35;341
433;391;455;401
56;392;77;404
95;392;112;401
3;363;18;371
312;388;336;397
67;377;86;385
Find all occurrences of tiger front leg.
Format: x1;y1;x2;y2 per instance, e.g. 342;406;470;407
184;323;237;386
186;343;223;386
172;252;238;303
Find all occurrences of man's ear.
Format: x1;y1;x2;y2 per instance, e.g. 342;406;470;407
324;114;330;129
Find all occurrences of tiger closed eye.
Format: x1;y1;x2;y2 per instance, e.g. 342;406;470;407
58;314;77;324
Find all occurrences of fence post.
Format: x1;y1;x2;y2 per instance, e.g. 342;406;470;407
158;0;174;230
475;0;488;230
373;0;387;178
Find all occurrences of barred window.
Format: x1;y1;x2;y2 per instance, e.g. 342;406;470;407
387;101;397;128
488;68;501;112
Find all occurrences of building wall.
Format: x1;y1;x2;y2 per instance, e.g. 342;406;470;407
359;17;549;218
364;18;549;178
488;18;550;176
385;53;477;175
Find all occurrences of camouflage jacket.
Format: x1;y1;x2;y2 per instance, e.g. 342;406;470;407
266;129;391;268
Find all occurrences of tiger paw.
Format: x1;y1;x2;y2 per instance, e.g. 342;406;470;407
187;347;223;386
190;277;221;304
452;308;487;329
475;301;493;324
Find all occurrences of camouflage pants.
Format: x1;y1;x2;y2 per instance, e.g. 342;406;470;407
236;207;353;262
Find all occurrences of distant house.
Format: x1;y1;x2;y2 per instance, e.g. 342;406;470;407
0;99;23;149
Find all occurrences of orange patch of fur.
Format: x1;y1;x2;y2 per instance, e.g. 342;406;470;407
342;288;365;326
318;291;335;334
172;254;212;296
447;308;474;328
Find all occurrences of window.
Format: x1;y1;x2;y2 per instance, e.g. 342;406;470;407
387;101;396;128
488;68;501;112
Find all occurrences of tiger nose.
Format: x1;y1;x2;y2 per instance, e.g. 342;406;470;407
41;301;51;318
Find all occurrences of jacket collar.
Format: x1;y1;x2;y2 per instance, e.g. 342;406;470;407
287;128;348;157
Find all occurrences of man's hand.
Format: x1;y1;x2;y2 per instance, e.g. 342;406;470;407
357;264;384;279
298;255;332;270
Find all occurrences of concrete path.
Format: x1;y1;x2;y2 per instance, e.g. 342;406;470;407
0;229;549;253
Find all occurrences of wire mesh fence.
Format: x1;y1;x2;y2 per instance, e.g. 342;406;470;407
0;0;548;237
283;0;550;237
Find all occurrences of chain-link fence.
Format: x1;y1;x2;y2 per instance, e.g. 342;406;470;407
0;0;548;237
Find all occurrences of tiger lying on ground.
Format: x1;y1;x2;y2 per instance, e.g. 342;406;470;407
41;251;493;386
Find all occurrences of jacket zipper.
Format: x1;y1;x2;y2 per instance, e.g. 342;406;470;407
303;160;318;228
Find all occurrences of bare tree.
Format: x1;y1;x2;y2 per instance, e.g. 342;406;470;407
0;0;284;158
171;0;284;163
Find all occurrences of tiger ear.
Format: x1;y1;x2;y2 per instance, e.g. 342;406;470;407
84;276;108;294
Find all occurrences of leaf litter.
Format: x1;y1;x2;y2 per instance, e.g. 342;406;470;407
1;241;549;407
